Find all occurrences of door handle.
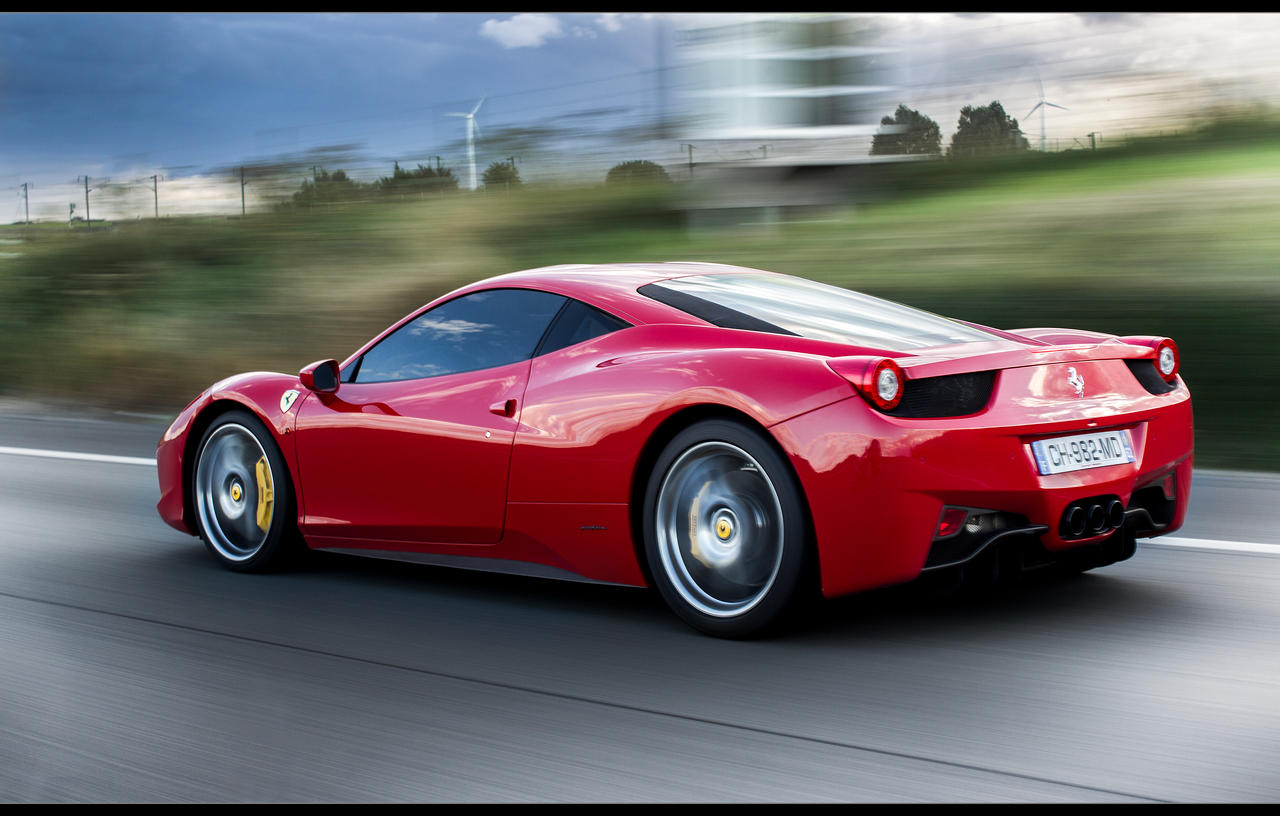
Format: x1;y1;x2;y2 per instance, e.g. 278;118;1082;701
489;399;517;418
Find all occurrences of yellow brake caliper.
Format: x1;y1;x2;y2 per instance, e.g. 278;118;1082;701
687;481;712;567
255;456;274;532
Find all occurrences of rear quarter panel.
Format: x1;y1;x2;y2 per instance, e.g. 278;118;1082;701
509;326;853;504
503;326;854;585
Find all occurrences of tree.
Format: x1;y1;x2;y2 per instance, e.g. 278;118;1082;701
870;105;942;156
376;161;458;196
606;159;672;185
948;101;1029;158
482;160;521;189
291;168;366;207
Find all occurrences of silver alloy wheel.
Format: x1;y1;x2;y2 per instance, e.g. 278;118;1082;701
194;422;274;563
654;441;785;618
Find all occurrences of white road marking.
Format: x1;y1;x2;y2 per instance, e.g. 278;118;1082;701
0;443;1277;555
1141;536;1280;555
0;445;156;467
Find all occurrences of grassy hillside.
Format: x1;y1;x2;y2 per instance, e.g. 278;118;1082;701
2;134;1277;470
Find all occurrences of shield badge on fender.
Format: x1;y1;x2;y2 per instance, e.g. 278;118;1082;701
280;389;300;412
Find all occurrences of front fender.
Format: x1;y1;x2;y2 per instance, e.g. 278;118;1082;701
156;372;309;535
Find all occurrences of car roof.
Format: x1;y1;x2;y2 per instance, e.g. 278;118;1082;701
484;260;770;292
460;261;776;326
344;262;849;372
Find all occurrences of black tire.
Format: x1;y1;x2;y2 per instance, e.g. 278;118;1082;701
191;409;299;572
642;419;813;638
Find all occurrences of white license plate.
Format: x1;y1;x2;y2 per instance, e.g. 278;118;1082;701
1030;430;1135;475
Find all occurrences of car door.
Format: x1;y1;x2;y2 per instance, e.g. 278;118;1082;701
293;287;567;547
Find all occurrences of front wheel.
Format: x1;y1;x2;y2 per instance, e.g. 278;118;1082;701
643;419;813;638
192;410;298;572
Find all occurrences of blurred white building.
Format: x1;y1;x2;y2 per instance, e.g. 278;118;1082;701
672;13;915;223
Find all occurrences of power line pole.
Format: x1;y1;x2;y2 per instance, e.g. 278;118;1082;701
19;182;31;224
150;174;161;218
240;167;247;216
1087;132;1099;151
681;143;695;179
79;176;93;231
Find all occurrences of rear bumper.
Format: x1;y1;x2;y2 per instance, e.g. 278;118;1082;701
773;386;1193;599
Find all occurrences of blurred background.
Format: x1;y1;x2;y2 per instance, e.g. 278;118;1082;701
1;12;1276;470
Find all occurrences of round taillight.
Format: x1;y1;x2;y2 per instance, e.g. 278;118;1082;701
826;355;908;412
1155;338;1179;382
870;359;904;411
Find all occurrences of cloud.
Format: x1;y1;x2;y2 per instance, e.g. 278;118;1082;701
1075;12;1141;27
479;13;564;49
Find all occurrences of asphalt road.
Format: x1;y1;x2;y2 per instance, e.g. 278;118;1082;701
1;407;1278;802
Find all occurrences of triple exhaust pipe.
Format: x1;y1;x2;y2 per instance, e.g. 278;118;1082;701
1060;496;1126;539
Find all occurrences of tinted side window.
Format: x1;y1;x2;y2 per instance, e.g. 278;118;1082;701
537;299;630;356
355;289;567;382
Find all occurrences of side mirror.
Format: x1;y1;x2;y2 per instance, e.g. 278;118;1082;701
299;359;341;393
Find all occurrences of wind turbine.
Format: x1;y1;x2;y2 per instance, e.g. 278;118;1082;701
446;97;485;190
1026;74;1066;152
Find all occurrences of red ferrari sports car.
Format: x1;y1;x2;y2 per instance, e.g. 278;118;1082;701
157;263;1192;636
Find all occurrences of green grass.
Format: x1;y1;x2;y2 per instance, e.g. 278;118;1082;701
2;131;1277;471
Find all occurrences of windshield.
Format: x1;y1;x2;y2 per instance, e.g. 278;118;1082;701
640;273;997;350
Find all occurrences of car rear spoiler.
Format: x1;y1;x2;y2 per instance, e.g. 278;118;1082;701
833;338;1160;381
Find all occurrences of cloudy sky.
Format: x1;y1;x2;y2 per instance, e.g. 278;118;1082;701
2;13;1277;220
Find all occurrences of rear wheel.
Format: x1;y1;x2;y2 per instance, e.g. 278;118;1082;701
192;410;298;572
643;419;812;638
